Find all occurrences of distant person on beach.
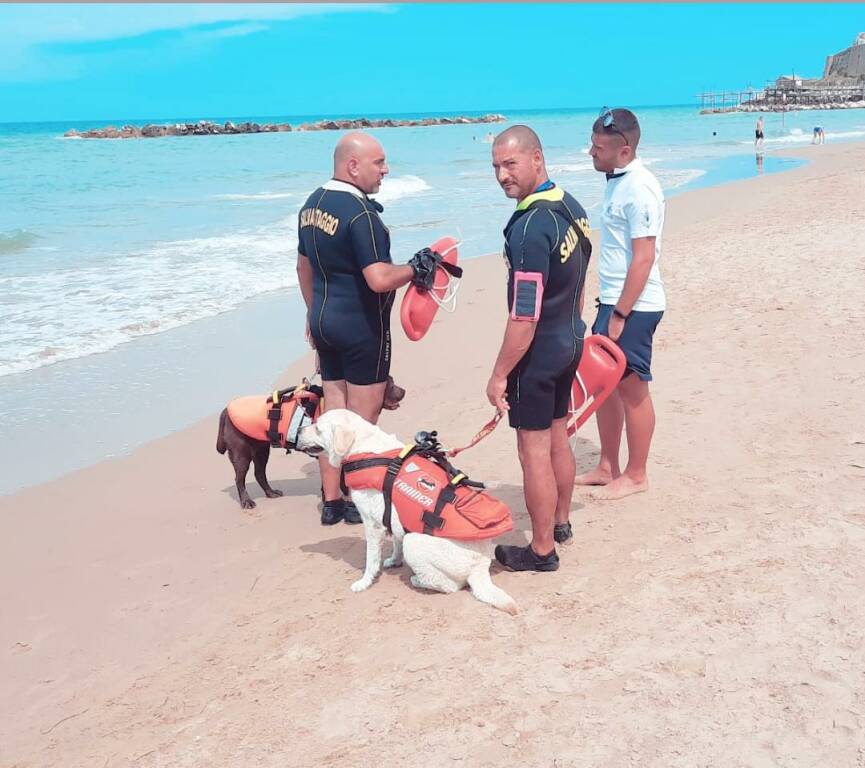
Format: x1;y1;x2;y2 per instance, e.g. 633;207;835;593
296;132;436;525
576;107;665;501
486;125;592;572
812;125;825;145
755;116;764;149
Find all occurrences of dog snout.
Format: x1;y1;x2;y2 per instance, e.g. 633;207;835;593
297;424;323;455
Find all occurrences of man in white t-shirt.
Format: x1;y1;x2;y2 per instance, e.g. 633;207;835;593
576;108;665;500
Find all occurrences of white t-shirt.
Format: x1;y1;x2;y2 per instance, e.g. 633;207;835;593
599;157;666;312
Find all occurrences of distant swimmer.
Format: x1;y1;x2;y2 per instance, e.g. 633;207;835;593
577;107;666;501
812;125;825;145
487;124;592;571
483;131;495;143
296;131;442;525
755;115;764;150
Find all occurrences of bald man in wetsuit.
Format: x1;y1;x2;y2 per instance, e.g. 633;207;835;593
297;132;441;525
487;125;592;571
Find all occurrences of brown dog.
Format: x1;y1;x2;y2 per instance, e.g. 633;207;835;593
216;377;406;509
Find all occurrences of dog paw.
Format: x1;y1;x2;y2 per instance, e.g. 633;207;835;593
241;498;257;509
351;578;373;592
264;489;284;498
383;556;403;569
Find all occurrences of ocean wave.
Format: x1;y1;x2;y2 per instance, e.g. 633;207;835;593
214;191;295;201
371;174;431;204
0;229;39;255
739;128;865;145
655;168;706;190
0;217;300;377
548;160;594;174
389;218;447;230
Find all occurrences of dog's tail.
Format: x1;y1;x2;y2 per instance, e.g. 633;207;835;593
468;564;518;615
216;408;228;454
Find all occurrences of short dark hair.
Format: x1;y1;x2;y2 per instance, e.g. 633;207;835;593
592;108;641;149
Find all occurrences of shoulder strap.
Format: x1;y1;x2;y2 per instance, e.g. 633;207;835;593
381;445;417;534
340;455;392;497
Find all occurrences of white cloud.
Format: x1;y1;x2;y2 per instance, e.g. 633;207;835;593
0;4;393;84
200;22;271;41
0;4;391;46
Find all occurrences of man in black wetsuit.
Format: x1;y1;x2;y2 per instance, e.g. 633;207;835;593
297;132;440;525
486;125;592;571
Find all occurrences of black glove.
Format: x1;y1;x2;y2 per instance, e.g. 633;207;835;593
408;247;440;292
408;247;464;292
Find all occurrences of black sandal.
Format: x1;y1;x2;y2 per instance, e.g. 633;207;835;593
320;499;345;526
494;544;559;572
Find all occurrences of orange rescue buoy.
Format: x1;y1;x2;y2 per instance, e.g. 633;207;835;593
566;335;627;436
400;235;459;341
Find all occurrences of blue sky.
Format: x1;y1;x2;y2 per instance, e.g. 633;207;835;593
0;3;862;122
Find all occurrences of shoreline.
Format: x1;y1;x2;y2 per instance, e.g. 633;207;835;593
2;140;865;765
0;289;309;495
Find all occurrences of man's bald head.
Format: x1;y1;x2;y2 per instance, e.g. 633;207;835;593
333;131;388;195
493;125;543;154
491;124;548;202
333;131;381;169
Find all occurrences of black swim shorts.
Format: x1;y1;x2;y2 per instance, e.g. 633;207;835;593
313;326;391;386
506;350;579;431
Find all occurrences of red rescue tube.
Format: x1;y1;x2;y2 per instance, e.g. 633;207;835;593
566;335;627;436
400;235;459;341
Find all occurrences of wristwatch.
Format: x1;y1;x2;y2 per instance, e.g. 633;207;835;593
612;306;630;320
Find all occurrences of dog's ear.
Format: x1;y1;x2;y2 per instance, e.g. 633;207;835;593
331;425;356;462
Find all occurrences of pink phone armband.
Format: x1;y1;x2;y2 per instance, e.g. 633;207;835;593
511;271;544;321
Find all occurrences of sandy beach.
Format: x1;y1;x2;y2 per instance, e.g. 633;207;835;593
2;141;865;767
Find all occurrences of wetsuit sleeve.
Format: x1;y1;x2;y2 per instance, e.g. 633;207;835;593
348;209;391;269
624;186;663;239
507;209;556;285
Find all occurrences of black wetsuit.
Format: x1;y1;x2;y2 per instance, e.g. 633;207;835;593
297;180;393;385
503;185;592;430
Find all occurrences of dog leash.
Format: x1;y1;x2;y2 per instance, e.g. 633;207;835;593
446;411;503;458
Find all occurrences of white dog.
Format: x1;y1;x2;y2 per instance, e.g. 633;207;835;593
297;409;517;614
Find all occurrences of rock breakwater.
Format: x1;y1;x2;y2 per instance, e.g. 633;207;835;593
64;114;507;139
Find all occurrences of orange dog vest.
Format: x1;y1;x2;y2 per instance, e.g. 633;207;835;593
227;383;323;450
342;446;512;541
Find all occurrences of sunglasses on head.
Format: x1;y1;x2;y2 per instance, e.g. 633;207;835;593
598;106;629;146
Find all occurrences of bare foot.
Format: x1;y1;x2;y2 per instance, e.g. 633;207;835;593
574;467;616;486
590;475;648;501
